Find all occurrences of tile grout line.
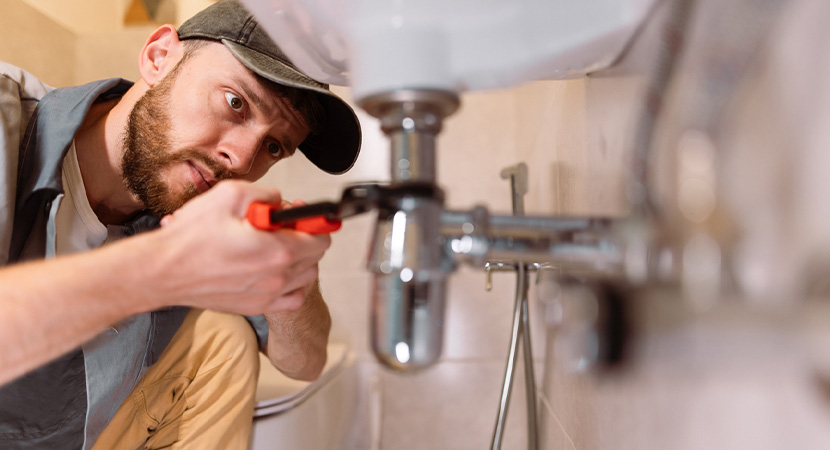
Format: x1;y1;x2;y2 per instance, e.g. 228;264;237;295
538;392;579;450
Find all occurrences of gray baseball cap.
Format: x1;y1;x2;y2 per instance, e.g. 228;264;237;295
177;0;361;174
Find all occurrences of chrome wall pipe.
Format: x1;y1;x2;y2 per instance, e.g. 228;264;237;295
441;209;624;274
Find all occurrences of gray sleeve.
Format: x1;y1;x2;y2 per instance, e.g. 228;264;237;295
244;314;269;351
0;62;51;266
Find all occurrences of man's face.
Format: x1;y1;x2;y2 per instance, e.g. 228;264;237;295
122;42;311;216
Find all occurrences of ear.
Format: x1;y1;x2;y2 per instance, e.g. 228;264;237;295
137;25;185;87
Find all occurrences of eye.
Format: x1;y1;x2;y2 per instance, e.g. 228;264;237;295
267;142;283;156
225;92;244;112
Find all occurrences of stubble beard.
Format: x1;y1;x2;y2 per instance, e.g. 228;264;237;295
121;66;232;217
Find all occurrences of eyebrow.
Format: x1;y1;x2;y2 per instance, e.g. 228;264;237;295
231;76;298;151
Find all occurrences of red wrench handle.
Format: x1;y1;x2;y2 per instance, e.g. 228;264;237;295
246;202;342;234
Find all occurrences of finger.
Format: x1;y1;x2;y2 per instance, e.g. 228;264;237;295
160;214;174;227
271;231;331;259
248;233;327;287
214;180;283;218
267;287;306;312
268;270;320;312
275;198;308;211
278;263;320;296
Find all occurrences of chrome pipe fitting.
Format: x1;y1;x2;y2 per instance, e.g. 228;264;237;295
360;90;460;183
368;194;451;370
361;90;460;371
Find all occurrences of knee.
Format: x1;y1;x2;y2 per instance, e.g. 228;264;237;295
192;310;260;388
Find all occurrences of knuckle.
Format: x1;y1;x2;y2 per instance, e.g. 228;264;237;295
268;274;288;292
271;247;295;267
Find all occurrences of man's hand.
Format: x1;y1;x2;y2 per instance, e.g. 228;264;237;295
156;181;333;380
0;179;333;386
148;180;332;315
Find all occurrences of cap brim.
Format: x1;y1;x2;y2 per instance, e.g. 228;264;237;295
223;39;361;174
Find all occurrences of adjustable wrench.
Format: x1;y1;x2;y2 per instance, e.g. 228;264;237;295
246;183;442;234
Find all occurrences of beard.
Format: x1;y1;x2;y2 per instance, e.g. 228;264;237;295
121;66;232;217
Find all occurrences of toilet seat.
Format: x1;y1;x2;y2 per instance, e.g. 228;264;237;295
249;342;358;450
253;342;351;417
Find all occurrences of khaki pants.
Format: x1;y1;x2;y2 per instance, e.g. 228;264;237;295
92;309;260;450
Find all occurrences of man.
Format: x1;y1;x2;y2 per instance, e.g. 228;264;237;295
0;0;361;448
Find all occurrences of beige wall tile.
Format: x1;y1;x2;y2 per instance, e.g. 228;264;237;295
514;76;641;218
3;2;161;88
1;0;76;88
320;271;372;357
74;28;154;84
444;267;547;361
22;0;125;34
438;90;519;212
377;360;543;450
517;79;587;216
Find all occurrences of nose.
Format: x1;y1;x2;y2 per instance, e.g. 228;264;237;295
217;130;263;175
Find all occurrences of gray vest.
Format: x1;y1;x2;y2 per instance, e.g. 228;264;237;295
0;79;188;449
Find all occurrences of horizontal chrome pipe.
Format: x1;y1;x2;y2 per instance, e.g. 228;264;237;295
441;209;624;275
441;210;609;235
447;236;624;276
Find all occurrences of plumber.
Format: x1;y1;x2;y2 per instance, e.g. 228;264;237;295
0;0;360;448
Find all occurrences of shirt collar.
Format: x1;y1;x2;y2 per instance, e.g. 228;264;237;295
17;78;134;207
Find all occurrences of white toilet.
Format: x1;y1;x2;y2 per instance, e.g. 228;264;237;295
249;343;359;450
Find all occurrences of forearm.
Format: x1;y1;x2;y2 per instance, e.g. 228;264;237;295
0;181;334;387
263;279;331;381
0;234;166;387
